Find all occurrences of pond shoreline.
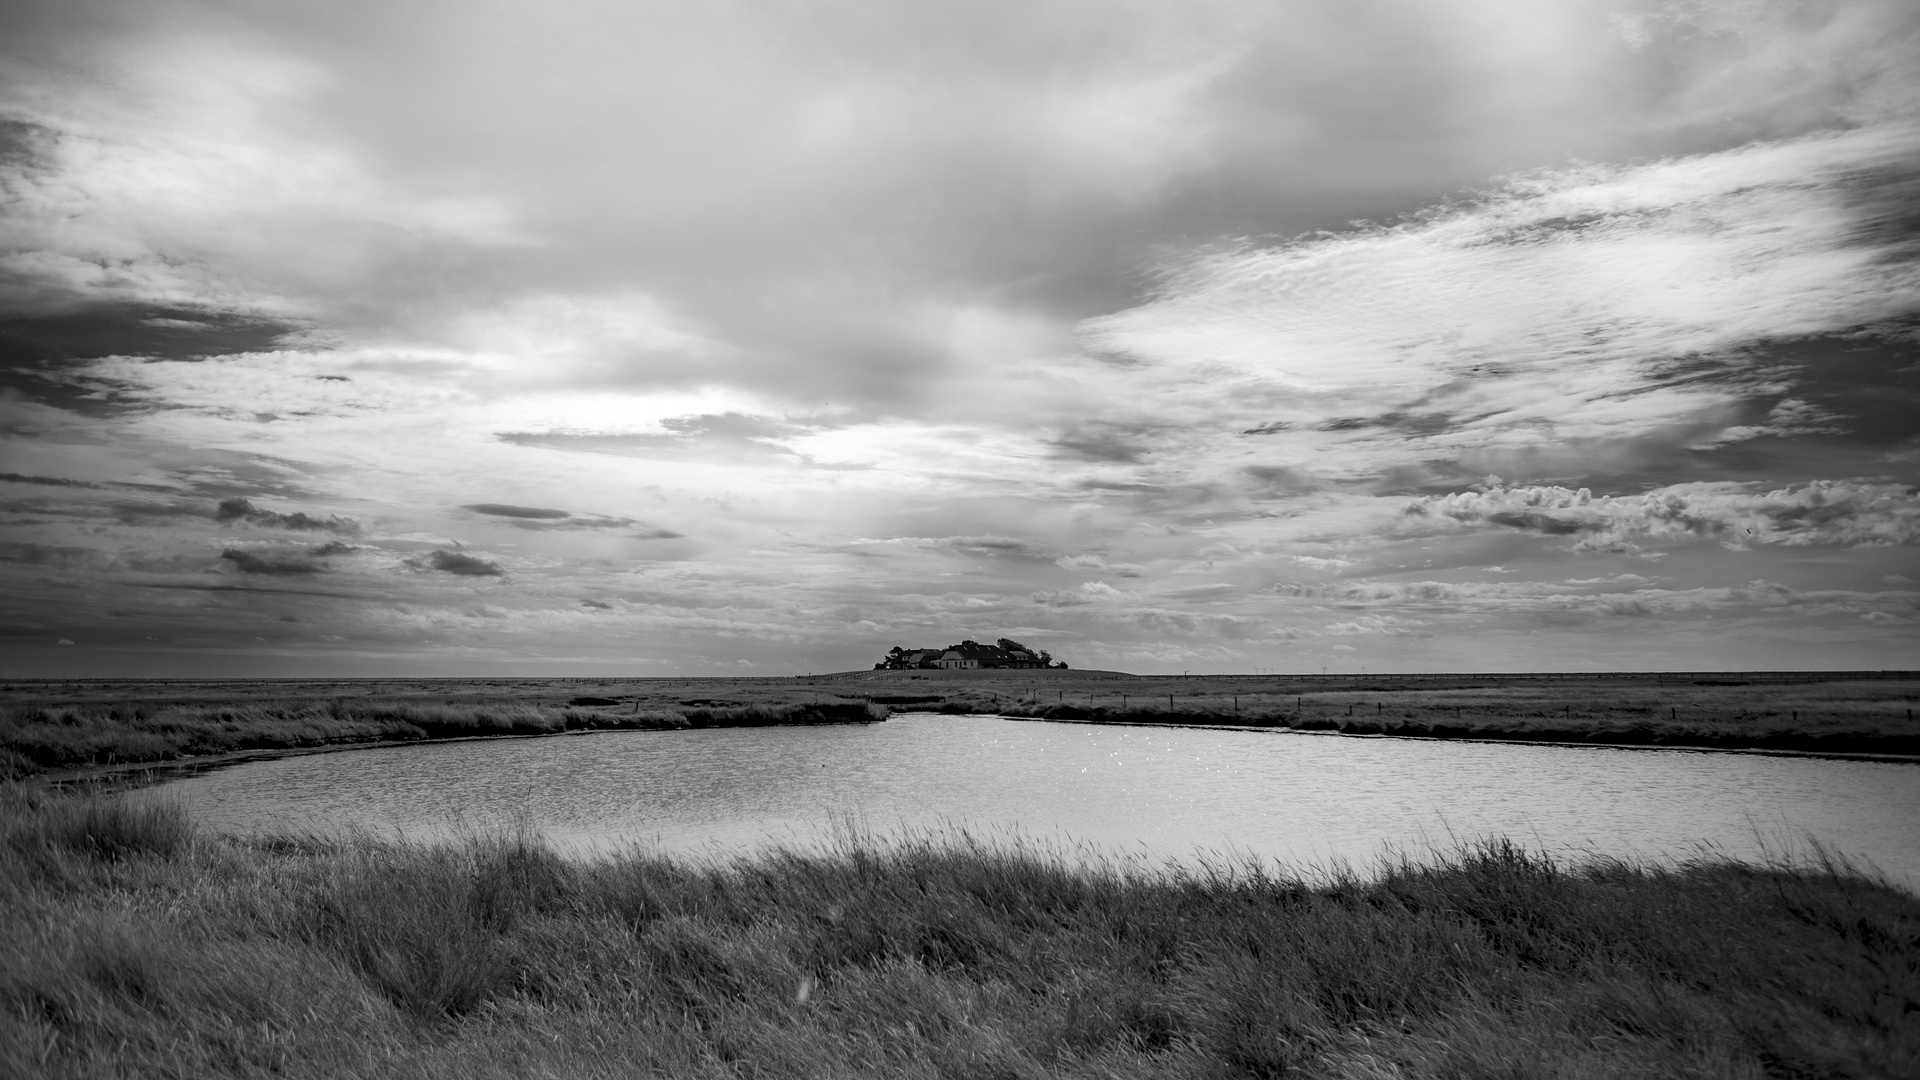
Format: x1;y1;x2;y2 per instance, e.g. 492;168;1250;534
33;707;1917;791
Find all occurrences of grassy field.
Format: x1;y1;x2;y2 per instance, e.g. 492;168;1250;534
0;679;888;779
4;670;1915;779
3;785;1915;1079
901;670;1920;758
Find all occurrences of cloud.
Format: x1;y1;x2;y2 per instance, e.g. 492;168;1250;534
1055;554;1147;577
1406;480;1920;550
422;549;503;577
0;541;115;569
500;413;870;470
215;498;361;535
457;501;673;533
1;472;103;489
854;535;1056;560
2;0;1916;674
1079;121;1920;484
463;503;570;519
219;548;324;575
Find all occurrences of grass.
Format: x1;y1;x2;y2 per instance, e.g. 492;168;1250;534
918;675;1920;757
4;671;1915;780
3;785;1916;1078
0;698;886;779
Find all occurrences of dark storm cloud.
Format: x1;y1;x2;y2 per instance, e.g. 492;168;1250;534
215;498;361;535
580;598;612;609
219;548;324;575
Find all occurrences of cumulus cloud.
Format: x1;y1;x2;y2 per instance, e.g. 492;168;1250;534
1407;480;1920;550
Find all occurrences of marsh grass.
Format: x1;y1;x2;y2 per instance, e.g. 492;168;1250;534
3;785;1915;1079
964;682;1920;756
7;673;1911;780
0;698;886;779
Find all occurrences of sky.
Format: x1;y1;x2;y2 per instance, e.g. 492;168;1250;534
1;0;1917;677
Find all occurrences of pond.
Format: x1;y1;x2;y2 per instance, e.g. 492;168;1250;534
146;714;1920;885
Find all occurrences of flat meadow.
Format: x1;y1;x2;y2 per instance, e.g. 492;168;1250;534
5;672;1917;1077
3;669;1915;781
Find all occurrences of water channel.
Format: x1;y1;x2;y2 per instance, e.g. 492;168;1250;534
147;714;1920;886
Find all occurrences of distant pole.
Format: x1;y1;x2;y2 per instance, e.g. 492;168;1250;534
1168;694;1174;710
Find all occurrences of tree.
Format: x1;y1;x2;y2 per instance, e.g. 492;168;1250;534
1038;651;1052;666
996;638;1029;653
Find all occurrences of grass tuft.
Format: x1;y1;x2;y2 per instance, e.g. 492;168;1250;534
2;786;195;865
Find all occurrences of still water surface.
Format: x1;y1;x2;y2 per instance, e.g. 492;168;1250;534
153;715;1920;885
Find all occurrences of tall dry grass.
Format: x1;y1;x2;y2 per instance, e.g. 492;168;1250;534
2;784;1915;1078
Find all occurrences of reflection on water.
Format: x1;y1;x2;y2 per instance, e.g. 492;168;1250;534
148;714;1920;885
